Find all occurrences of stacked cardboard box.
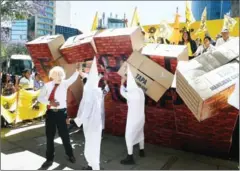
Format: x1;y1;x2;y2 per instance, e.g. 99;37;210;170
118;51;174;102
176;38;239;121
60;31;98;63
94;27;144;56
26;35;65;82
62;63;83;118
141;44;188;74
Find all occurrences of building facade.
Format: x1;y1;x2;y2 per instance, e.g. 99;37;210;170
56;1;71;27
11;20;28;42
55;25;82;40
34;0;56;37
192;0;232;21
230;0;239;17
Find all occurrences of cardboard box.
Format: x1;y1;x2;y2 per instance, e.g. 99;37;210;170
26;35;65;61
141;44;188;74
176;61;239;121
26;35;65;82
94;27;144;55
60;31;98;63
118;51;174;102
62;63;83;118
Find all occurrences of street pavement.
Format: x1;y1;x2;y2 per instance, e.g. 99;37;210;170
1;122;239;170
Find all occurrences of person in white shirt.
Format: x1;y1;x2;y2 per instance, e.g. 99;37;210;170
215;28;232;47
74;57;103;170
194;36;215;56
38;65;82;169
18;69;34;90
120;65;145;165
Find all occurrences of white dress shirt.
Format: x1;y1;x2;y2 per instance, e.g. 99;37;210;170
215;37;233;47
37;71;79;109
19;77;34;89
195;44;215;56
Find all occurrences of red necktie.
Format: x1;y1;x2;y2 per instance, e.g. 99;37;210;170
47;84;59;109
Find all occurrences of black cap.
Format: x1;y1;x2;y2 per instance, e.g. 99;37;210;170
22;68;30;73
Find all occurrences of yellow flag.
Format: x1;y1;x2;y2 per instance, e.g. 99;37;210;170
195;7;207;36
130;7;140;27
223;14;237;32
91;12;98;31
159;21;173;40
169;8;181;44
185;1;195;30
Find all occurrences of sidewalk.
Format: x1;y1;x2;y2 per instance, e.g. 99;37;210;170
1;122;239;170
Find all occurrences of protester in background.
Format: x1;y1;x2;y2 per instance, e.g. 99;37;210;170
215;28;232;47
19;69;34;90
34;72;44;91
194;36;215;56
120;65;145;165
195;38;202;47
38;65;82;169
74;58;103;170
2;73;16;96
179;31;197;60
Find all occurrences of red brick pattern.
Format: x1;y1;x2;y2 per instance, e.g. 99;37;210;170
94;36;133;56
60;43;96;63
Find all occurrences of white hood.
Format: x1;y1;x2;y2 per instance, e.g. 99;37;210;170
127;64;138;91
85;57;99;89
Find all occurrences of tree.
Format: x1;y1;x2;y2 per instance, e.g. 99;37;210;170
1;42;28;59
1;0;45;22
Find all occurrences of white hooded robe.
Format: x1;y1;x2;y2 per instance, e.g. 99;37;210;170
120;65;145;152
74;57;103;170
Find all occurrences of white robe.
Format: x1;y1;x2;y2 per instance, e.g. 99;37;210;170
101;84;110;130
75;87;103;170
120;85;145;148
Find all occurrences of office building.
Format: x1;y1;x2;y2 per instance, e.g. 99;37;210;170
230;0;239;17
34;0;56;37
55;25;82;40
56;1;71;27
192;0;231;20
11;20;28;42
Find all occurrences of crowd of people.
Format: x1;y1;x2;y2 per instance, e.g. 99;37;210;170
1;69;44;96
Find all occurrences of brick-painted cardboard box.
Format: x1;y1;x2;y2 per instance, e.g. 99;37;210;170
60;31;98;63
94;27;144;56
26;35;65;82
141;43;188;74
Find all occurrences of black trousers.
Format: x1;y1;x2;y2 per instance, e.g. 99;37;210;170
45;109;73;161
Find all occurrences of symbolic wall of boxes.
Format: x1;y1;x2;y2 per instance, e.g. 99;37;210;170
25;27;239;156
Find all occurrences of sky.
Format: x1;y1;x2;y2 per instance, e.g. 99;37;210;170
67;1;186;33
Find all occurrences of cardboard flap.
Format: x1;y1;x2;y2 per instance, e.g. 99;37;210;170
61;31;97;49
94;27;139;37
139;56;174;89
146;82;166;102
26;35;63;44
127;51;145;69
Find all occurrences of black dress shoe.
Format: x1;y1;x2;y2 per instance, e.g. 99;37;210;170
41;160;53;169
68;156;76;163
82;165;92;170
120;155;135;165
139;149;145;157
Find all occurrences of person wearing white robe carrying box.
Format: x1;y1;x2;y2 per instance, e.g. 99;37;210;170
74;57;103;170
120;64;146;165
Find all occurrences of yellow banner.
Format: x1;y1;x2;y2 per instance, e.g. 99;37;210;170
142;17;239;43
1;90;47;124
